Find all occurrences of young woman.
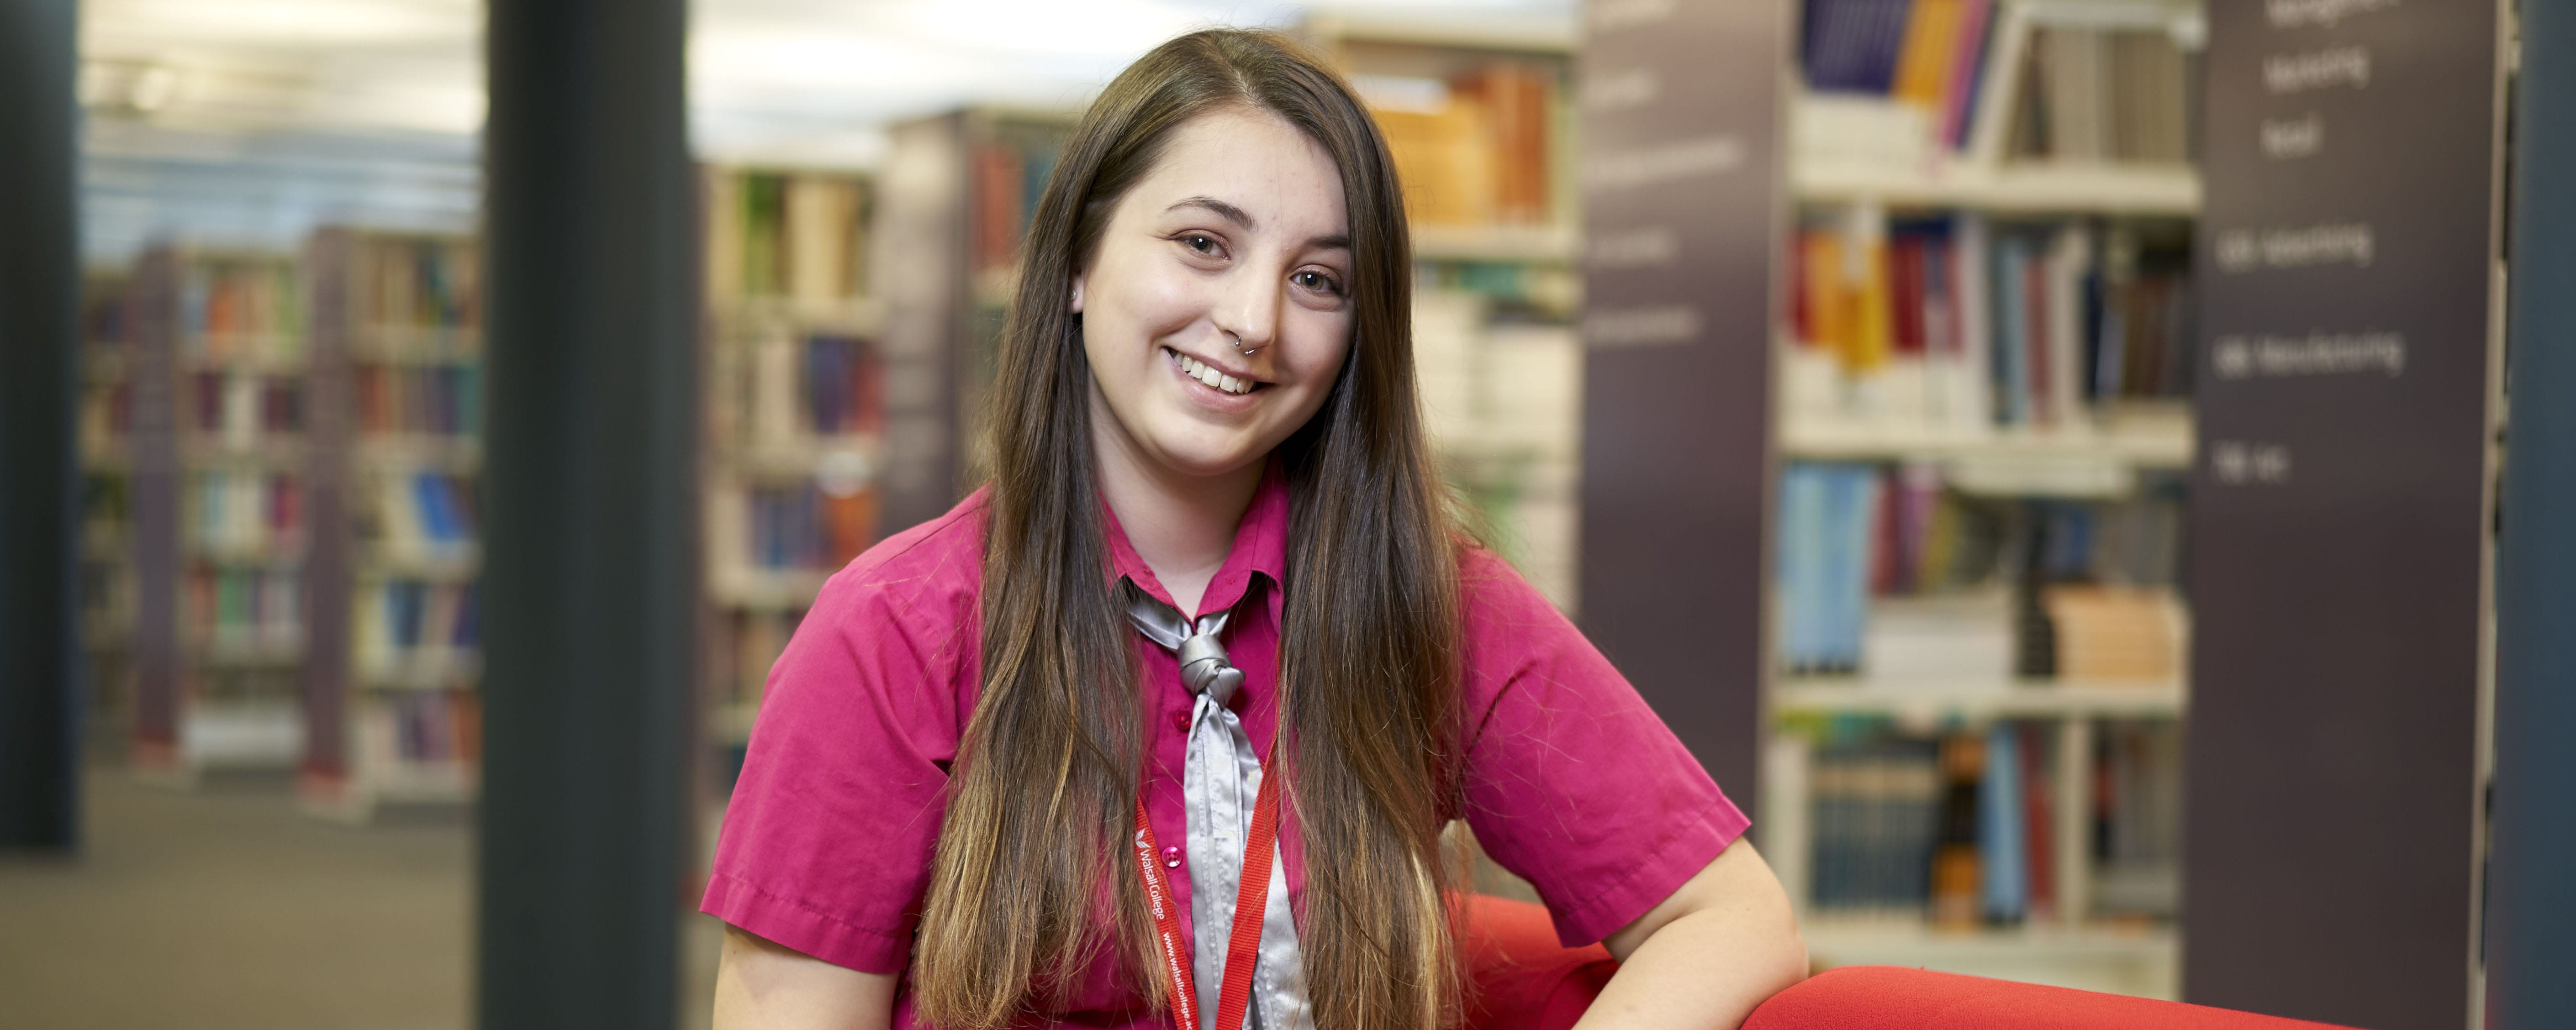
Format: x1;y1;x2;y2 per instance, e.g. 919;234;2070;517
707;28;1805;1030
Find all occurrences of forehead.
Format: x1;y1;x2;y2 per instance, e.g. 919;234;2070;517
1124;107;1348;238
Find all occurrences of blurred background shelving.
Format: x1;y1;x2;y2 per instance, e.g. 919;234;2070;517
1763;0;2202;997
124;247;312;784
296;228;486;822
697;164;885;788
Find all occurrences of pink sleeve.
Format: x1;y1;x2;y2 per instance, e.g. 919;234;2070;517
1454;549;1752;948
699;562;971;974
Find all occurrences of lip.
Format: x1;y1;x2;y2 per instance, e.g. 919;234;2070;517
1161;345;1269;410
1164;345;1264;385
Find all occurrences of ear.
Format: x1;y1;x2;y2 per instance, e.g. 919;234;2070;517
1069;273;1086;314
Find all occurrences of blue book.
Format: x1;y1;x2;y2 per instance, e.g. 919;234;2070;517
1993;238;2030;426
1980;722;2028;921
1779;465;1830;670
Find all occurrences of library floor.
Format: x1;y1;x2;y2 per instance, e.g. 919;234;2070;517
0;767;722;1030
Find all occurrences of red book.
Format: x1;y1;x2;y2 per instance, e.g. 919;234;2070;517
1890;237;1927;354
2020;724;2057;918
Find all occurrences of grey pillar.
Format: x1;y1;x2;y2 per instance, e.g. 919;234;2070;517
2487;0;2576;1023
478;0;698;1026
0;0;82;852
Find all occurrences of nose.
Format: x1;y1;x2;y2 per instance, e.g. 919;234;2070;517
1213;265;1282;358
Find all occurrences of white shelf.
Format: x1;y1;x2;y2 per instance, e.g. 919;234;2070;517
1775;678;2186;719
1411;223;1578;263
179;345;306;373
185;439;309;471
359;649;482;691
726;434;881;479
711;568;829;610
361;545;480;582
190;540;306;566
1793;160;2202;215
1779;418;2195;470
351;324;480;363
716;295;885;336
357;435;482;472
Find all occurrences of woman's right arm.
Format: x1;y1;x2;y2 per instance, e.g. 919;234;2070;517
713;925;900;1030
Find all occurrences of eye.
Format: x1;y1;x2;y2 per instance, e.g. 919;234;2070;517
1176;233;1225;258
1292;269;1344;296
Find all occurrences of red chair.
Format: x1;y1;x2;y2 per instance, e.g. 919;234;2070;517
1457;895;2350;1030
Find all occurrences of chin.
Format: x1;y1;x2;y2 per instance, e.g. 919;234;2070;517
1142;423;1270;479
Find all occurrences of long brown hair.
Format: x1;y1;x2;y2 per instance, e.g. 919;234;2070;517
914;27;1464;1030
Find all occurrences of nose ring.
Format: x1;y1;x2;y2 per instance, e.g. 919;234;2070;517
1230;331;1259;356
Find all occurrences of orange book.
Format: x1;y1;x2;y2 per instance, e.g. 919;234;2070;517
1848;236;1894;373
1799;233;1851;353
1893;0;1969;109
823;490;879;567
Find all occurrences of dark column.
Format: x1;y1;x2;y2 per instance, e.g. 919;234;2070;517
2487;1;2576;1024
0;0;82;851
2181;0;2504;1024
478;0;697;1027
1576;0;1785;811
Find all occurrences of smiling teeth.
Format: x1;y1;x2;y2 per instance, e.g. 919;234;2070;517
1171;349;1255;395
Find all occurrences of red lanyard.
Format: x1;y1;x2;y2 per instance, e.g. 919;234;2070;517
1131;761;1282;1030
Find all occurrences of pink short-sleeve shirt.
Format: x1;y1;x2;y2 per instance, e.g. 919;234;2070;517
702;468;1749;1027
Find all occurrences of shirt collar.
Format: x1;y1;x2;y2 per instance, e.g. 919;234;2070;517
1101;461;1290;620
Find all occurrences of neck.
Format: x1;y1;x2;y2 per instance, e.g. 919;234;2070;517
1090;395;1264;616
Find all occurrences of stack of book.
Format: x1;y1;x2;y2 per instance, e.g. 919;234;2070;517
185;566;303;655
2090;720;2181;916
360;691;482;772
357;234;478;332
1809;721;2124;925
1802;0;1997;151
732;329;884;447
362;470;478;561
182;256;303;362
1786;215;2193;431
353;363;480;437
1361;62;1558;228
724;482;877;575
189;469;302;557
705;169;871;307
1777;461;2186;680
966;126;1073;281
1796;0;2195;167
186;371;302;451
709;608;804;715
353;580;480;684
2003;25;2196;165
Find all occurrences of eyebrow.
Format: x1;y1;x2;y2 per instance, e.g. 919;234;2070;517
1167;196;1256;231
1167;195;1352;253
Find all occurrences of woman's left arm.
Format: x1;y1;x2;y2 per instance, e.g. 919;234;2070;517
1578;836;1807;1030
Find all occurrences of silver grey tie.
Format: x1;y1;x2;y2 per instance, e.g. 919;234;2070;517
1121;581;1311;1030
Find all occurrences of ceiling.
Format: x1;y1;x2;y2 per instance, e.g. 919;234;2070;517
74;0;1576;259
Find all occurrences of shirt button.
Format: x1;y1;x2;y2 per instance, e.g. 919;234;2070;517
1161;845;1183;869
1171;712;1191;734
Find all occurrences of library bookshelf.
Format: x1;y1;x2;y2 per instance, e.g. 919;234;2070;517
1306;15;1587;611
126;246;311;785
297;228;485;822
77;273;138;753
1764;0;2204;998
697;165;885;789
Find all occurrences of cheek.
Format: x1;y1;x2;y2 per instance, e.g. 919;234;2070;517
1282;312;1354;388
1095;255;1202;347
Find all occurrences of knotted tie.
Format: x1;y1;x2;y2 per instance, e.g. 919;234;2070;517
1121;580;1311;1030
